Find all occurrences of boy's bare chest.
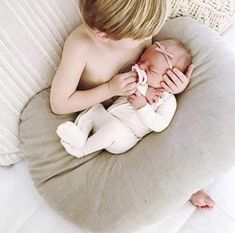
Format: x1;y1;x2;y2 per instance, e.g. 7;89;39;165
79;46;145;88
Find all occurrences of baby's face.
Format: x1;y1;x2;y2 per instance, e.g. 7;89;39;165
137;44;171;88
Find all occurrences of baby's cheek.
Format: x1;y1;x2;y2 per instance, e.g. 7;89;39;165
152;75;162;87
147;74;154;86
159;75;164;83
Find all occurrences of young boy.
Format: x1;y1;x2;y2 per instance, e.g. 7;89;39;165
50;0;214;211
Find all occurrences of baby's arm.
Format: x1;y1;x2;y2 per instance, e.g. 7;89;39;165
137;94;177;132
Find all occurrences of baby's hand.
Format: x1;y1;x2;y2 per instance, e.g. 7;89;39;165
160;64;194;94
128;91;147;110
145;87;165;105
108;71;137;96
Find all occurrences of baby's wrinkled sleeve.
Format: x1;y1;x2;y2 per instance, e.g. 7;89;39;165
137;94;177;132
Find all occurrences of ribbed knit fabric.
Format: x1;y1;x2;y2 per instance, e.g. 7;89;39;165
0;0;234;166
0;0;81;166
170;0;235;33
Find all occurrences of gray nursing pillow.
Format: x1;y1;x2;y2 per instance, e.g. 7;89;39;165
19;17;235;233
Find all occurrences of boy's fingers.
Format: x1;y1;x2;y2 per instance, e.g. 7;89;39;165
127;97;133;103
123;71;137;79
135;90;142;96
128;95;134;101
185;64;195;78
126;82;137;90
124;77;137;84
126;88;136;96
160;81;172;93
166;70;183;85
163;74;177;89
172;67;187;83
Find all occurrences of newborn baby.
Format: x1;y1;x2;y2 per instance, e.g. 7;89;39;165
57;39;215;209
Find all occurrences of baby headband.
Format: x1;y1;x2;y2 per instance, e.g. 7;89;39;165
154;41;174;69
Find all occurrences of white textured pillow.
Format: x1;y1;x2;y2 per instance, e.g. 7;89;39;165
170;0;235;34
0;0;81;166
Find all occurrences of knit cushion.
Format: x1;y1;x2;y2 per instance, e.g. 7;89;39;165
19;17;235;233
0;0;81;166
170;0;235;34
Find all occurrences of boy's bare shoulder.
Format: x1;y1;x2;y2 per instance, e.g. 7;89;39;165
64;24;92;53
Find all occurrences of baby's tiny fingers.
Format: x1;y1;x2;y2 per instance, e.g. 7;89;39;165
155;87;165;92
148;98;153;104
154;90;164;97
154;95;160;102
153;89;162;93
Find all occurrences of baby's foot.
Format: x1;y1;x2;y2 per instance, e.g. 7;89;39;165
56;121;86;149
60;139;85;158
190;190;215;209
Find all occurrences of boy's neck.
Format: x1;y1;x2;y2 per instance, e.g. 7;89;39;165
84;24;111;48
84;24;135;51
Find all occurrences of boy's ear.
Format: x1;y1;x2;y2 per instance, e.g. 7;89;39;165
95;32;110;41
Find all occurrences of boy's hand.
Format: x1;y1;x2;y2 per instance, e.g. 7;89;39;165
160;64;194;94
128;91;147;110
108;71;137;96
145;87;164;104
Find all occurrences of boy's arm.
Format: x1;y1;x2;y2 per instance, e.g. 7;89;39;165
137;94;177;132
50;37;113;115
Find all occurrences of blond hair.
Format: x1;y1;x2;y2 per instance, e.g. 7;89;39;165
79;0;169;40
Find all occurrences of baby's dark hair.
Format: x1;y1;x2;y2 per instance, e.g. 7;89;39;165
159;39;192;73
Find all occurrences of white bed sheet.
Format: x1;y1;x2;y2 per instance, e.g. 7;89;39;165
1;23;235;233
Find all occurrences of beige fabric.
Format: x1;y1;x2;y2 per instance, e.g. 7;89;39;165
1;0;235;166
19;18;235;233
170;0;235;34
